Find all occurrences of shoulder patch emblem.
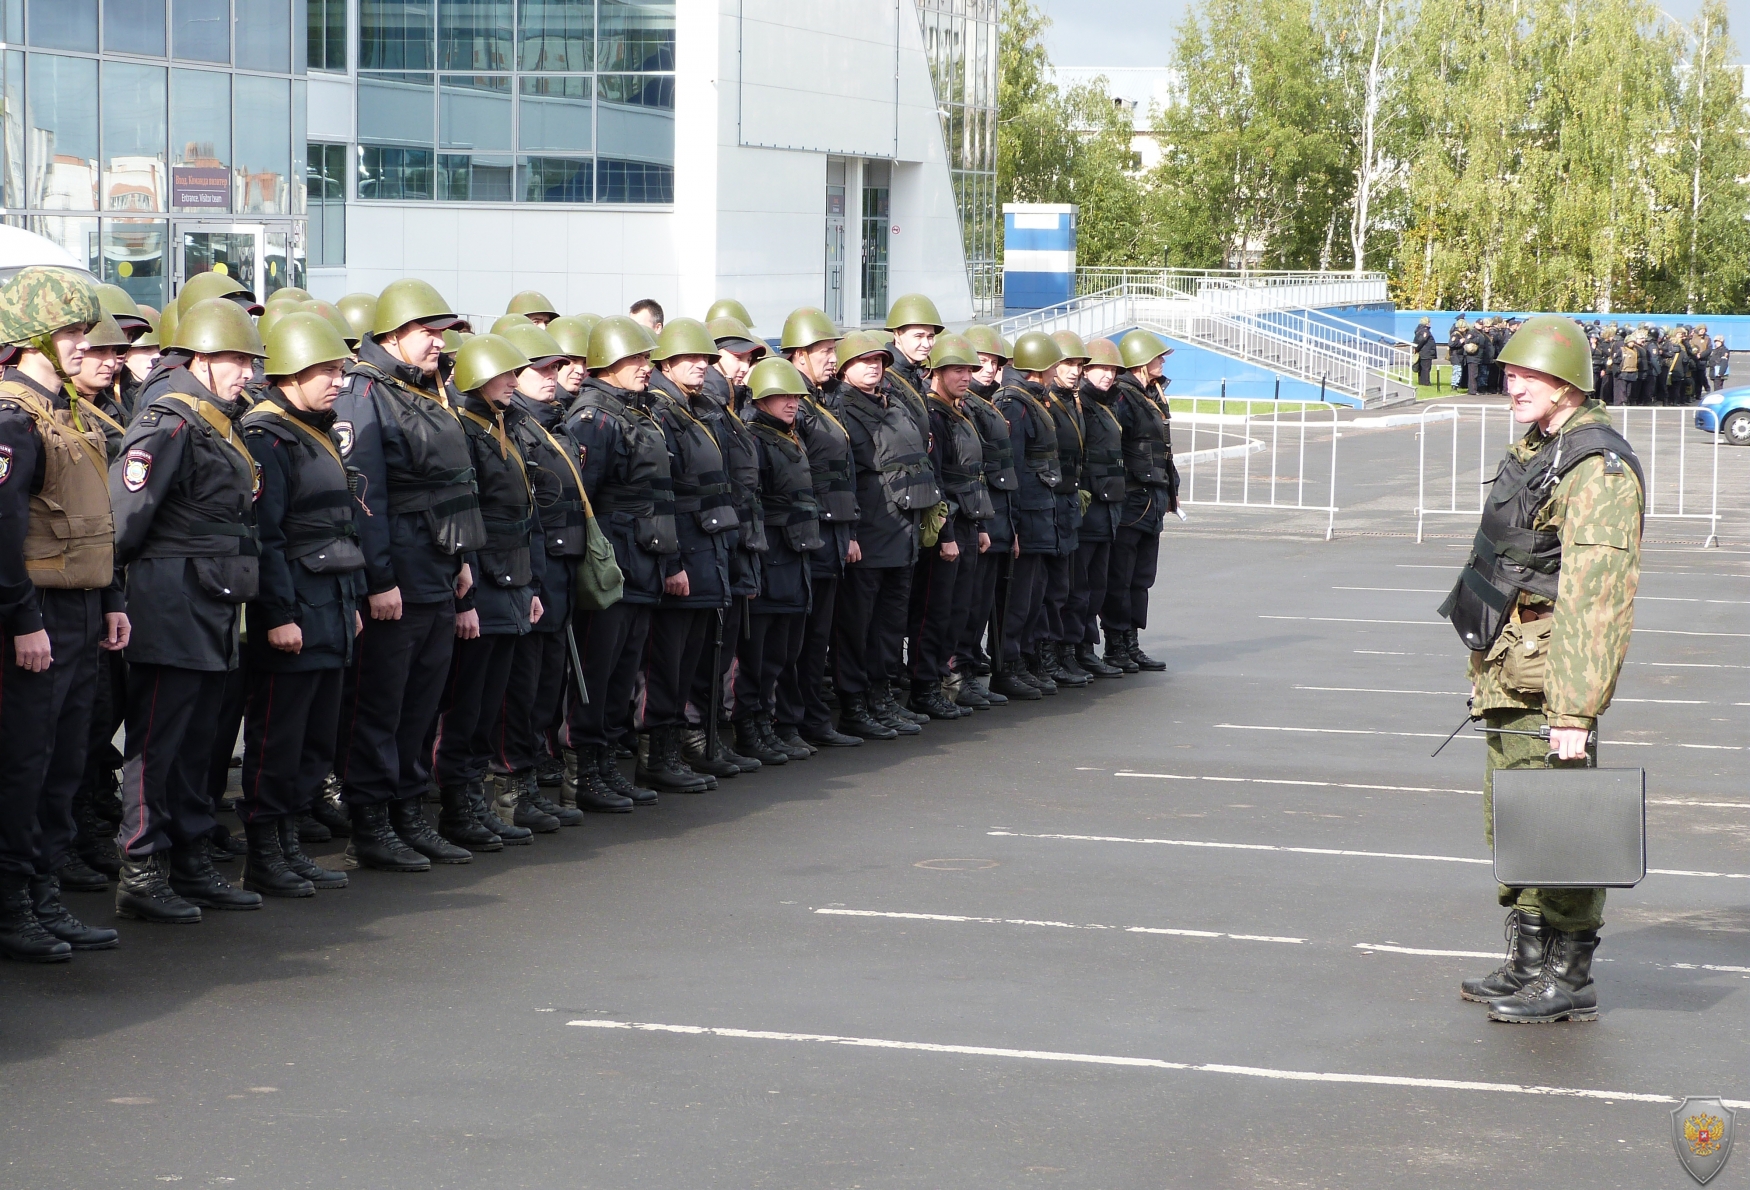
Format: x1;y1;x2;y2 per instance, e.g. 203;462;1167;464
0;442;12;485
138;408;164;427
1604;450;1623;475
335;420;354;456
251;458;263;500
123;448;152;492
577;443;587;468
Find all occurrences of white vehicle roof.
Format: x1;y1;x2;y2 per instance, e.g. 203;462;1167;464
0;225;100;285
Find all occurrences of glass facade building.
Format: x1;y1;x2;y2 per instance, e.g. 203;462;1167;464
916;0;998;309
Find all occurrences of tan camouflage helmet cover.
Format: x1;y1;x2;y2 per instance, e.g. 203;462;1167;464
0;266;102;346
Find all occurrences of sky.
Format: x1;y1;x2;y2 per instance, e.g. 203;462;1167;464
1040;0;1749;68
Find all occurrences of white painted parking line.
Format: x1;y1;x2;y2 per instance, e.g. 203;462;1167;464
1668;963;1750;975
987;829;1750;880
1331;586;1446;593
1214;723;1714;749
1360;649;1750;671
1268;614;1750;638
563;1018;1749;1108
1114;771;1480;795
1633;628;1750;637
1354;943;1500;958
1295;686;1471;696
813;907;1306;945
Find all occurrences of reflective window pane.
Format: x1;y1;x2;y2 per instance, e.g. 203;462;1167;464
597;158;669;203
359;144;433;199
438;0;510;71
1;51;21;210
517;75;589;153
360;0;434;71
105;0;167;56
102;218;167;309
438;152;511;201
28;0;97;52
518;156;589;203
235;75;291;214
308;0;346;71
170;68;230;213
26;54;99;211
440;74;511;152
598;0;673;72
358;72;435;143
264;228;299;295
596;73;670;162
173;0;230;62
518;0;590;71
102;61;167;213
293;0;307;72
29;215;97;271
236;0;290;72
291;79;307;212
179;229;255;297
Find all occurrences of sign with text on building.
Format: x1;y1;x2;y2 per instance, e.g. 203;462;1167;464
172;166;229;210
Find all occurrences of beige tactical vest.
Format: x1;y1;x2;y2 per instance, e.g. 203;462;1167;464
0;382;114;589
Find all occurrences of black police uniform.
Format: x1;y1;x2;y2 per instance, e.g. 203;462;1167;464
910;389;987;695
995;377;1061;669
1069;383;1125;652
737;407;820;726
954;385;1016;676
1041;385;1085;658
332;338;482;816
1102;372;1176;638
690;367;764;733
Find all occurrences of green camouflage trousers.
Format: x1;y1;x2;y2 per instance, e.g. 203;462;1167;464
1482;708;1606;932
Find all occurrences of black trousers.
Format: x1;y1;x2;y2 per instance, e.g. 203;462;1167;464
644;608;710;730
564;601;649;750
956;547;1003;669
908;521;972;685
495;627;566;774
735;611;805;719
119;663;228;858
692;598;740;723
833;565;911;697
1415;357;1433;386
1039;551;1073;645
205;663;246;805
1102;525;1161;632
776;574;838;733
239;667;343;822
79;649;125;807
0;589;101;879
337;599;455;807
1000;553;1047;663
434;633;520;788
1065;538;1112;646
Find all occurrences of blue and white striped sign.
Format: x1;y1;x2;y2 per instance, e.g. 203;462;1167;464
1003;203;1077;313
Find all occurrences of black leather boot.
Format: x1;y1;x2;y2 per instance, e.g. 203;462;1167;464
74;795;121;877
1023;651;1058;695
1076;643;1123;679
1103;631;1140;674
345;803;433;871
566;747;633;812
1127;629;1166;672
952;676;990;710
295;812;332;845
207;825;246;861
713;726;763;772
735;718;789;765
837;695;897;739
277;816;347;888
472;779;532;845
887;682;929;724
1044;642;1087;686
168;839;264;910
241;818;315;898
54;853;112;893
682;727;744;778
520;770;583;826
908;683;962;721
114;853;201;923
391;797;472;863
438;783;504;851
29;874;116;949
988;666;1042;701
509;772;562;832
803;725;863;747
1487;928;1602;1023
536;753;566;788
1460;909;1550;1002
869;687;923;735
0;877;72;962
773;722;818;756
308;781;351;838
594;747;657;805
636;728;711;793
764;716;812;759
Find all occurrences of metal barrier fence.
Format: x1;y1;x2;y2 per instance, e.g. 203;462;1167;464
1177;398;1341;540
1414;403;1721;546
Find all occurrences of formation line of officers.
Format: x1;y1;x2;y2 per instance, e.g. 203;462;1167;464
0;268;1179;962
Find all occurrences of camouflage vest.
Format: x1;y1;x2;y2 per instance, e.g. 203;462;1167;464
0;383;113;590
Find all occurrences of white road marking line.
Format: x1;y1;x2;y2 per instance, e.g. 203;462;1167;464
1668;963;1750;975
1114;771;1481;795
1634;628;1750;637
1295;686;1713;706
1355;943;1501;958
1358;650;1750;670
1213;723;1697;749
1268;614;1750;638
1331;586;1447;593
812;907;1306;945
987;830;1750;880
563;1019;1750;1109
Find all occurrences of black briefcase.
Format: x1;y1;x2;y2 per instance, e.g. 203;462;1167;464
1491;767;1647;888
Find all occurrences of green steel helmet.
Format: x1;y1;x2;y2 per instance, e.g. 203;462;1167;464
1418;316;1432;327
506;289;560;319
1011;330;1066;374
94;282;145;327
255;299;303;346
1050;330;1091;362
440;328;467;355
264;310;351;378
131;308;162;349
746;357;810;401
0;266;101;344
927;332;979;370
779;306;840;351
1085;336;1124;369
303;299;360;347
587;314;658;371
545;315;594;359
177;269;261;316
84;314;131;350
269;286;312;303
172;297;267;358
572;312;603;330
835;330;891;370
336;293;378;342
704;298;755;329
372;278;457;336
156;299;179;349
500;322;566;367
962;323;1012;361
651;317;719;362
884;292;945;332
1495;314;1594;393
490;312;535;336
705;315;764;355
1117;328;1173;370
452;333;532;395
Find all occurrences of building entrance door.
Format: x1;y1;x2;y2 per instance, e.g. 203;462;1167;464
171;222;306;302
825;184;846;324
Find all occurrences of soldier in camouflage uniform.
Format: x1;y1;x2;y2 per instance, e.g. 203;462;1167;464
1439;315;1644;1025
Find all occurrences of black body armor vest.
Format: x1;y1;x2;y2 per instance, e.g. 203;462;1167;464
797;395;858;523
964;392;1017;492
511;401;588;559
241;400;366;574
997;383;1061;490
570;382;679;555
458;398;537;588
701;384;767;552
348;361;486;556
931;395;995;521
1046;388;1085;489
839;387;942;512
1117;377;1171;486
1080;391;1126;502
746;412;824;553
649;386;735;534
1439;423;1644;652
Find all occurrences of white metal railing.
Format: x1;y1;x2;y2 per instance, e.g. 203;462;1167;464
1074;267;1390;312
1176;398;1341;540
1414;403;1721;546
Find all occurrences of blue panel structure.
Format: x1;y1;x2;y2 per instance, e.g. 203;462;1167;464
1003;203;1076;314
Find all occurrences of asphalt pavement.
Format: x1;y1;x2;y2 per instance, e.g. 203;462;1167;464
2;427;1747;1189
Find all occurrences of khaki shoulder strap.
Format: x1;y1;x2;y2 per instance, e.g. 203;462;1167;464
527;420;593;517
248;398;347;469
458;406;531;490
0;381;108;472
160;392;256;474
803;395;849;440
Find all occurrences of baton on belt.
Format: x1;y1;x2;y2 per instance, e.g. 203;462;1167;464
707;607;726;758
564;622;590;706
